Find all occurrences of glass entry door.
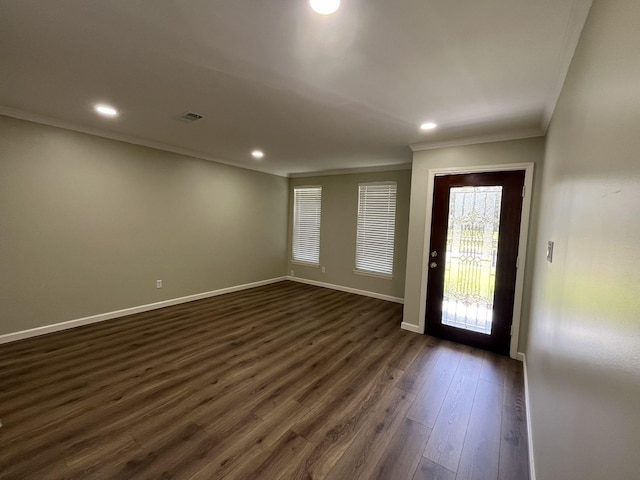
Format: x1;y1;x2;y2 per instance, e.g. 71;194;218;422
425;171;525;355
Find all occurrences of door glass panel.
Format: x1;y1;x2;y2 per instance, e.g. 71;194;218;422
442;186;502;334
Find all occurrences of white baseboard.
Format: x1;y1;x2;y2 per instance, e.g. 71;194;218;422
0;276;287;345
401;322;423;333
520;352;537;480
286;276;404;304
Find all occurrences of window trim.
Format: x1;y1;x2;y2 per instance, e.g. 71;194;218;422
353;268;394;280
354;181;397;278
291;185;322;266
291;259;321;268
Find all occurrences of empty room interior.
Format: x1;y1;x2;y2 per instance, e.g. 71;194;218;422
1;0;638;479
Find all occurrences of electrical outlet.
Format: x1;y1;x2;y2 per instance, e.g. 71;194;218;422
290;270;294;276
156;279;163;288
321;266;326;273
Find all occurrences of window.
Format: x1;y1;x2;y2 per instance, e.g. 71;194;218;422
355;182;397;276
292;186;322;264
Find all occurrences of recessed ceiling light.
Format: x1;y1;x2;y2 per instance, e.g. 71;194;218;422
252;150;264;159
309;0;340;15
94;104;118;117
420;122;438;130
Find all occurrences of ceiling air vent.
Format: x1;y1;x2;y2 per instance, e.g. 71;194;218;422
180;111;204;122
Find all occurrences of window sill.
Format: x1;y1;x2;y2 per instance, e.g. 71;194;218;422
353;269;394;280
290;260;321;268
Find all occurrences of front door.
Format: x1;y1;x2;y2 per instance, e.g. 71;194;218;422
425;171;525;355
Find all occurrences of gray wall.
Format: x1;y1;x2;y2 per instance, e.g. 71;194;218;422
525;0;640;478
403;137;545;353
288;170;411;300
0;115;288;336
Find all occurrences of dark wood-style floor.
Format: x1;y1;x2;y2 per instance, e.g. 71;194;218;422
0;281;529;480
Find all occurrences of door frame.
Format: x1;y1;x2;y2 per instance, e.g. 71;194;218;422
414;162;534;359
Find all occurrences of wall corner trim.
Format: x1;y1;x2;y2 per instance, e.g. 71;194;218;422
0;108;287;177
520;352;537;480
286;276;404;304
0;276;288;345
400;322;423;333
409;131;544;152
288;163;412;178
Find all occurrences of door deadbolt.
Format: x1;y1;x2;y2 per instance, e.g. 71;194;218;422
430;262;438;268
431;251;437;257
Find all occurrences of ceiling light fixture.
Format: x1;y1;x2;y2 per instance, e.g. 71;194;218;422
309;0;340;15
94;104;119;117
252;150;264;159
420;122;438;130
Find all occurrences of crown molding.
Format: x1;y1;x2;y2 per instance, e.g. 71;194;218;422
288;162;412;178
410;129;544;152
0;106;288;178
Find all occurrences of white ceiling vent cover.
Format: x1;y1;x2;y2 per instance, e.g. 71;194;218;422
180;112;204;122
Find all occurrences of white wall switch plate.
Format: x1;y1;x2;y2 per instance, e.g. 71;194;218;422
547;241;554;263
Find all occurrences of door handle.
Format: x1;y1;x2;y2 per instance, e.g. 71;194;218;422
430;262;438;268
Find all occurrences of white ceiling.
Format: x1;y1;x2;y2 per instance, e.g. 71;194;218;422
0;0;592;176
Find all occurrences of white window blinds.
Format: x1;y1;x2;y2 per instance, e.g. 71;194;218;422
355;182;397;276
292;186;322;264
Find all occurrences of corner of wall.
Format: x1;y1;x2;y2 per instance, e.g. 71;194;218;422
519;352;537;480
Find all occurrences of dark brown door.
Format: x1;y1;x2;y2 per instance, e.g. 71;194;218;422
425;171;525;355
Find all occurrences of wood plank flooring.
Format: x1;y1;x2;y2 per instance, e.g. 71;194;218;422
0;281;529;479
